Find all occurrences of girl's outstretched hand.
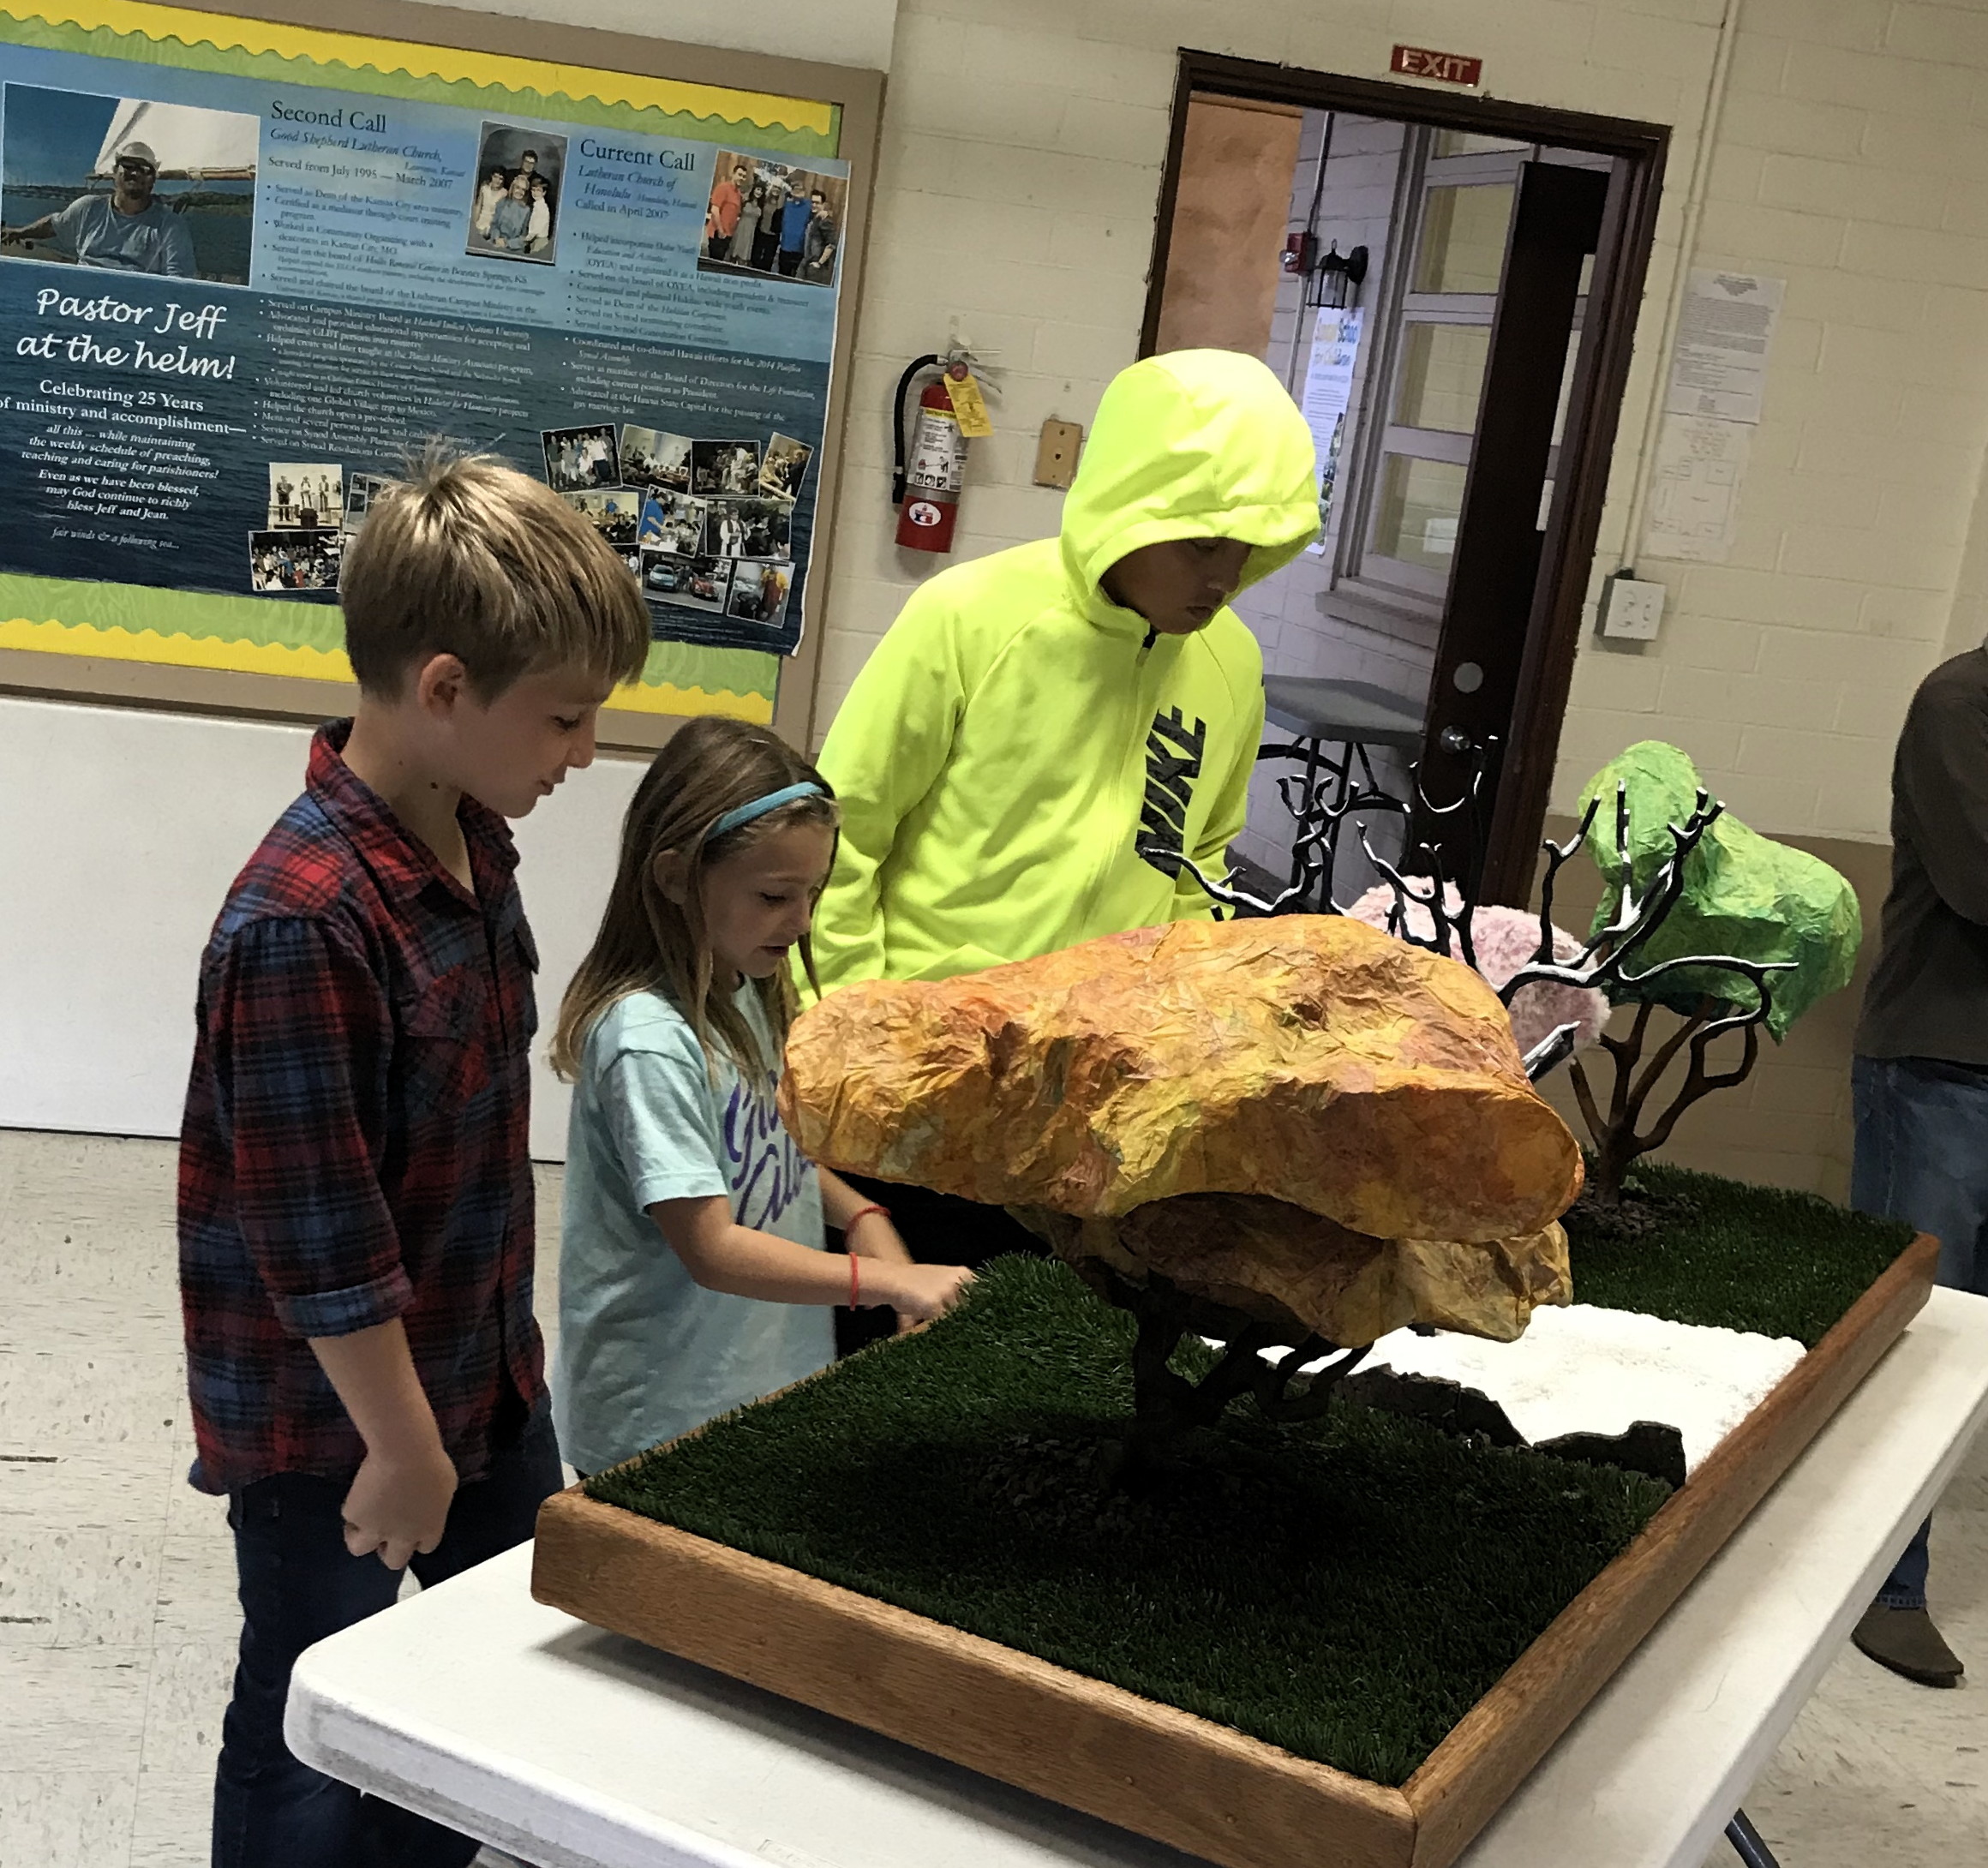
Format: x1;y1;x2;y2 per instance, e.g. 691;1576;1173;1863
878;1260;975;1325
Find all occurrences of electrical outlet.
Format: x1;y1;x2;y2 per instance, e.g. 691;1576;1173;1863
1601;575;1664;641
1034;418;1083;489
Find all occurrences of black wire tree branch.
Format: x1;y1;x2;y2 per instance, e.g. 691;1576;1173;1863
1101;745;1800;1469
1487;780;1793;1203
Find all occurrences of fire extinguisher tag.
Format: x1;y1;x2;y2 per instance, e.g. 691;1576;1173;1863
944;370;995;439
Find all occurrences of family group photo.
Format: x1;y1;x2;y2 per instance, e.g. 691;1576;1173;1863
697;149;845;288
465;121;566;265
564;487;642;548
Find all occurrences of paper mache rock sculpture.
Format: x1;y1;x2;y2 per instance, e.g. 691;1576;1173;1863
781;915;1584;1367
1344;883;1608;1061
1020;1196;1572;1349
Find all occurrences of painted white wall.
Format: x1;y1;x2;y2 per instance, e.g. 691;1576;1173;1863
0;696;643;1157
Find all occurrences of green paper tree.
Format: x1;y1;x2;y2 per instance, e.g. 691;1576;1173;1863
1566;742;1861;1205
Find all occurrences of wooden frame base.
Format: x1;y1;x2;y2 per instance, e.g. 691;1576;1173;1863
532;1234;1936;1868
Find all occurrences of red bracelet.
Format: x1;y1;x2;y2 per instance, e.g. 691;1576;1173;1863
843;1204;889;1309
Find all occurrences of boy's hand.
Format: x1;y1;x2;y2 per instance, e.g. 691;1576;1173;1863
308;1320;457;1571
340;1442;458;1571
878;1261;975;1324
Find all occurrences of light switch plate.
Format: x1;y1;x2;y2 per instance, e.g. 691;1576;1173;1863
1601;575;1664;641
1034;418;1083;489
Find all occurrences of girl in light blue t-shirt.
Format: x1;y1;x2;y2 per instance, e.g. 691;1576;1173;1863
548;717;974;1476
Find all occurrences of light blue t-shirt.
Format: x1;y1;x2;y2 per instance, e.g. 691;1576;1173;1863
51;194;196;276
554;986;831;1475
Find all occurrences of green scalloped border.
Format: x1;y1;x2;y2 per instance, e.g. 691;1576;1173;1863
0;9;841;155
0;573;779;699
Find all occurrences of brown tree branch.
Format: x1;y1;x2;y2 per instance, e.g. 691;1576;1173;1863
1638;1016;1762;1157
1626;1008;1710;1119
1568;1055;1607;1147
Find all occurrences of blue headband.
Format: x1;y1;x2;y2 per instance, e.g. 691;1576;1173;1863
707;781;823;841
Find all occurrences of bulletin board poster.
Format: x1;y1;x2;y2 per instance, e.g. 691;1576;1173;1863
0;1;854;724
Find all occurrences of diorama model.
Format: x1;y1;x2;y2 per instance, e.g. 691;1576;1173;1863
534;738;1920;1868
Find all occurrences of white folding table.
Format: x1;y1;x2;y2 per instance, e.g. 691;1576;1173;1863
288;1288;1988;1868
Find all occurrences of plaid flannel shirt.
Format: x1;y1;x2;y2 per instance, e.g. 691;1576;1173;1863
178;721;544;1494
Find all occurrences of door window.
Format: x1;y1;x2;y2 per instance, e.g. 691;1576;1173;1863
1339;139;1514;608
1332;137;1595;620
1413;183;1514;294
1373;456;1468;573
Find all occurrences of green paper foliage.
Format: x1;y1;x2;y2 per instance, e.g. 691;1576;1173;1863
1576;741;1860;1039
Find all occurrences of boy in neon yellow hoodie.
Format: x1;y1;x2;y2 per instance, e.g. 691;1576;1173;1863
811;349;1320;991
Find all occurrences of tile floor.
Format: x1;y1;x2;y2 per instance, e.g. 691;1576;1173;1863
2;1126;1985;1867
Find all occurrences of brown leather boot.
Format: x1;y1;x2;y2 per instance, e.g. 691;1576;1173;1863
1852;1603;1965;1687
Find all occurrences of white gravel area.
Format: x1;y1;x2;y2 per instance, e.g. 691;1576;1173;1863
1270;1305;1806;1475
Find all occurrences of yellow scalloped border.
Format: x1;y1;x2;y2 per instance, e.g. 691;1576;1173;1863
14;0;835;135
0;617;774;722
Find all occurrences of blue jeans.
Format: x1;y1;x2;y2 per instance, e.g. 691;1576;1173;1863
212;1404;561;1868
1850;1055;1988;1609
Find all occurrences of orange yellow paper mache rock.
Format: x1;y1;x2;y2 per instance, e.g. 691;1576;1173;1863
781;916;1584;1346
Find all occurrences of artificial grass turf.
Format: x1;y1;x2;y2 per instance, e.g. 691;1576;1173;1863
590;1255;1673;1786
1561;1159;1913;1347
586;1165;1916;1785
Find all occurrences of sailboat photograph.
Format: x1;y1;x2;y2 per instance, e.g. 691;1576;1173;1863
0;84;259;282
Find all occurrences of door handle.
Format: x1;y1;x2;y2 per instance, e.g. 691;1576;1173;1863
1439;726;1476;755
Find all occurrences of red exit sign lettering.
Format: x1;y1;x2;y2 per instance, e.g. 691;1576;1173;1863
1392;45;1483;86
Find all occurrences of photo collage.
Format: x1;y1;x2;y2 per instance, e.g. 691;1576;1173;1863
250;462;347;593
249;466;396;592
542;420;811;633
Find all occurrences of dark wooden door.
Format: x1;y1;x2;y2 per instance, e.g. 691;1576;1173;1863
1415;161;1608;895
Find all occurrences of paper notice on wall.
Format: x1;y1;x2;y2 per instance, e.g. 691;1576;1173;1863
1664;269;1783;425
1643;413;1750;563
1300;306;1362;553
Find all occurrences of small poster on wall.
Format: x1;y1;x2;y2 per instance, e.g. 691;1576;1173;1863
1664;269;1782;427
1644;412;1751;564
1298;306;1362;554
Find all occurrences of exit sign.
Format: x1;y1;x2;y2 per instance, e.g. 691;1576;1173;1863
1392;45;1483;86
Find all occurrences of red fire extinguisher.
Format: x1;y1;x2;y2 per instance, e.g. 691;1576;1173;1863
893;351;969;553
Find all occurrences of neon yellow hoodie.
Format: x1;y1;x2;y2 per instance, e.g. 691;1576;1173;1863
810;349;1320;988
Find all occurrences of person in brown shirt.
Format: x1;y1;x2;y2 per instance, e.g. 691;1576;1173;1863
1848;643;1988;1688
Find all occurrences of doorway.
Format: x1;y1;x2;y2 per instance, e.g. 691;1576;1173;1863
1141;55;1667;905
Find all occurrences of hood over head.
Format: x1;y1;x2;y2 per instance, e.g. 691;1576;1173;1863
1060;349;1321;611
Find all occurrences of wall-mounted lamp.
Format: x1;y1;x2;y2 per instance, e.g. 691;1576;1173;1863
1314;241;1368;310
